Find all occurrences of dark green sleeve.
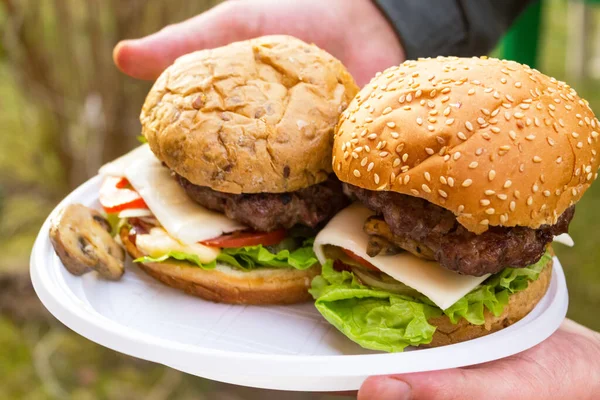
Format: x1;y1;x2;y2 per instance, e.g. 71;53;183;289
374;0;536;59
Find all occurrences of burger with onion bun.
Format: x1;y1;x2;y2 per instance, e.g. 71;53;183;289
105;35;358;304
310;56;598;351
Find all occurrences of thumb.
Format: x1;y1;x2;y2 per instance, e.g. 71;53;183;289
358;321;600;400
113;1;258;80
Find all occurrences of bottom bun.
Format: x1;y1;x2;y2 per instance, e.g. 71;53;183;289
426;254;553;348
120;227;321;305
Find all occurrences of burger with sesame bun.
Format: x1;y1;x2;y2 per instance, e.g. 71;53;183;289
310;56;599;352
99;35;358;304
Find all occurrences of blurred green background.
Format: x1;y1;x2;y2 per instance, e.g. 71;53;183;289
1;0;599;398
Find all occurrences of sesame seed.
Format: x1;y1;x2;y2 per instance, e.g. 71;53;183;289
515;82;522;88
500;145;511;151
415;90;423;98
382;107;392;115
497;193;508;200
365;145;371;153
402;153;409;162
367;162;374;172
491;127;501;133
446;118;455;125
509;201;516;211
360;129;368;137
480;199;491;206
438;189;448;198
425;147;434;155
351;152;358;159
428;117;437;123
572;188;577;196
440;176;447;184
427;100;435;108
462;179;473;187
410;189;419;196
484;88;493;93
469;161;479;169
391;131;400;139
457;205;465;213
443;107;451;116
592;131;599;138
380;151;389;157
465;121;474;131
393;158;401;167
526;135;536;141
477;117;486;125
374;174;380;184
365;117;373;123
533;156;542;163
509;130;517;140
468;88;476;95
401;165;409;172
475;148;484;156
343;151;349;159
404;175;411;184
485;208;495;215
387;122;396;128
527;196;533;206
448;177;455;187
543;190;551;197
422;184;432;193
453;152;461;160
458;131;467;140
485;190;496;196
399;95;406;104
480;219;490;226
588;172;593;181
504;112;511;120
488;170;496;181
368;133;377;140
424;172;431;182
514;112;525;119
353;169;361;177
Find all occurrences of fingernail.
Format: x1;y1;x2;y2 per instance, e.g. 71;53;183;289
364;377;412;400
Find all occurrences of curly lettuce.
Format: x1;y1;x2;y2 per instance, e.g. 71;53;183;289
134;238;318;271
309;251;552;352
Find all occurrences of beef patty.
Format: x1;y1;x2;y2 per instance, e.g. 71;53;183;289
344;184;574;276
177;174;349;232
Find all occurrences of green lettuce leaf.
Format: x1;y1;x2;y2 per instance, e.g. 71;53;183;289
310;251;552;352
134;238;318;271
309;260;442;352
443;251;551;324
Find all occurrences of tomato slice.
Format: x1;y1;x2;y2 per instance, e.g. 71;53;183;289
99;176;148;214
201;229;287;248
342;249;380;272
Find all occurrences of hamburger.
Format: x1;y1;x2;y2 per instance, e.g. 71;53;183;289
99;36;358;304
310;56;598;351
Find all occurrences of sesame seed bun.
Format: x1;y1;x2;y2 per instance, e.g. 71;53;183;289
120;227;321;305
334;57;600;233
427;252;552;347
141;35;358;194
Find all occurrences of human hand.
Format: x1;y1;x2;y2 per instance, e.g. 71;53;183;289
358;319;600;400
112;0;404;86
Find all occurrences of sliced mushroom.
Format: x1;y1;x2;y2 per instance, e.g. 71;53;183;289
366;235;403;257
363;216;436;260
49;203;125;280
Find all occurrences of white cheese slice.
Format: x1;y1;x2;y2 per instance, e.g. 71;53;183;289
553;233;574;247
313;203;490;310
118;208;153;218
109;144;246;244
99;144;150;177
136;227;220;264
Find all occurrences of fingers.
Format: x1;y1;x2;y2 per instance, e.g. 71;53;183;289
113;1;257;80
358;322;600;400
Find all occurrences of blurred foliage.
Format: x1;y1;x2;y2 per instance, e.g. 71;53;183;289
0;0;599;398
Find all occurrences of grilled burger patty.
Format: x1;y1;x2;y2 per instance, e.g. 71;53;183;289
177;174;350;232
344;184;574;276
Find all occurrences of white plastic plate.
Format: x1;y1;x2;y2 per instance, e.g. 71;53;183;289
31;176;568;392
